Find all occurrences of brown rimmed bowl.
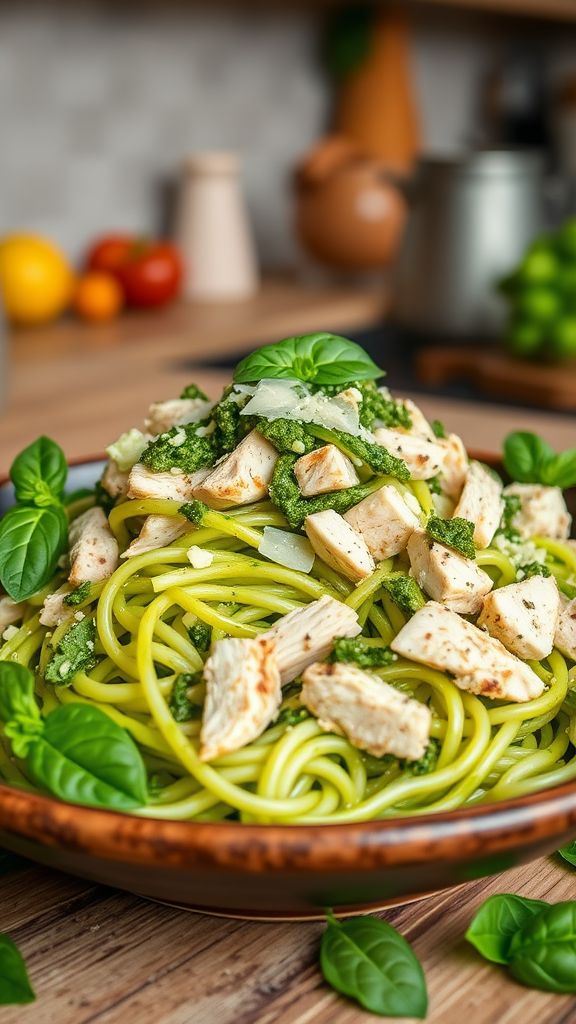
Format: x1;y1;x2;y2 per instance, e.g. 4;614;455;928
0;456;575;920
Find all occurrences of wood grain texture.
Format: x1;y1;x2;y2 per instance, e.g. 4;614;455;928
0;857;575;1024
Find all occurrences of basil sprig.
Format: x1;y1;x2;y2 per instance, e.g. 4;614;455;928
465;893;548;964
320;912;427;1018
0;934;35;1005
503;431;576;488
0;663;147;810
233;333;382;386
558;839;576;868
0;436;69;601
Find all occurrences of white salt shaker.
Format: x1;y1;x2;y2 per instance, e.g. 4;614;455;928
176;151;259;301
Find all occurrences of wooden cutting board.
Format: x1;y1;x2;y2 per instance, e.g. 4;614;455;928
417;345;576;411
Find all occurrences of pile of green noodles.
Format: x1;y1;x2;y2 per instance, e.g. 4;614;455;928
2;475;576;825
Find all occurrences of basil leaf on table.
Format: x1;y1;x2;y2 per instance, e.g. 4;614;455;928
465;893;549;965
0;504;68;601
558;840;576;868
233;333;382;386
0;663;40;724
508;902;576;993
320;913;428;1018
10;436;67;505
0;934;35;1005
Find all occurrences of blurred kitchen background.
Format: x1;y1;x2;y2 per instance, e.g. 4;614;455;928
4;0;576;448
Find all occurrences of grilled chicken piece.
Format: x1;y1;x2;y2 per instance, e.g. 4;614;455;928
262;595;361;685
391;601;544;702
294;444;359;497
192;430;278;510
438;432;468;500
144;397;214;436
0;596;25;632
68;507;119;586
477;575;560;661
100;459;130;499
554;595;576;662
304;509;375;582
122;514;189;559
127;464;210;501
200;637;281;761
344;485;420;561
373;427;446;480
503;483;571;541
407;530;493;615
397;398;436;441
301;661;431;760
453;461;504;549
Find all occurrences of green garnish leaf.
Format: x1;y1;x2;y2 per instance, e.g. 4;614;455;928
466;893;549;965
234;333;382;387
558;840;576;868
426;514;476;559
63;581;92;607
320;914;428;1018
381;574;426;615
169;674;201;723
180;383;209;400
140;424;215;474
431;419;447;439
0;504;68;602
0;933;36;1005
10;436;67;506
503;431;576;488
331;637;396;669
508;901;576;992
44;617;97;685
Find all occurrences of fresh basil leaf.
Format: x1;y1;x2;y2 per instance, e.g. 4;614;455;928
509;901;576;993
320;914;427;1018
44;617;97;685
23;703;147;810
558;840;576;868
465;893;548;965
503;432;554;483
0;664;40;724
0;934;35;1005
0;504;68;601
540;449;576;489
10;436;67;505
234;333;382;386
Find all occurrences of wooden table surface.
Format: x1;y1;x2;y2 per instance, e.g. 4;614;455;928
1;277;575;1023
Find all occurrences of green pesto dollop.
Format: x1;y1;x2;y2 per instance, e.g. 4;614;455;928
426;514;476;560
381;574;426;615
330;637;396;669
140;424;215;474
268;454;388;530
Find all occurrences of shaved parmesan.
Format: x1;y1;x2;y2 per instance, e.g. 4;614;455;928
187;545;214;569
239;379;368;438
258;527;315;573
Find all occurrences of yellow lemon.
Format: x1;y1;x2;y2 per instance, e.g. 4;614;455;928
0;234;73;325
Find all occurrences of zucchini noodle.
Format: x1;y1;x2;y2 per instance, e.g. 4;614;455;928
2;489;576;826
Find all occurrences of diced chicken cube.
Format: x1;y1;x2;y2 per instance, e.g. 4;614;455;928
144;397;214;436
200;637;281;761
301;662;431;760
503;483;571;541
397;399;436;441
344;485;419;561
294;444;359;497
453;461;504;549
121;514;189;559
554;595;576;661
192;430;278;510
262;594;361;685
477;575;560;661
68;507;120;586
127;464;210;501
438;432;468;499
39;591;73;628
373;427;446;480
391;601;544;702
0;596;25;632
407;530;493;615
304;510;375;582
100;459;129;500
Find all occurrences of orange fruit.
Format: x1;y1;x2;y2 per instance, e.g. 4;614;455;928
0;234;73;325
73;271;123;322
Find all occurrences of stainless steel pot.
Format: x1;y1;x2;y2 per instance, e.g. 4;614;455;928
392;150;548;338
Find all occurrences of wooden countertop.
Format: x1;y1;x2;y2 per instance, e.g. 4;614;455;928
1;276;576;1023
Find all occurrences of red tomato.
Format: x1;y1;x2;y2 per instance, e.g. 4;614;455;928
86;234;134;276
118;242;183;308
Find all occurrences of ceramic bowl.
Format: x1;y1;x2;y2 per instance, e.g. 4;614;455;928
1;457;575;920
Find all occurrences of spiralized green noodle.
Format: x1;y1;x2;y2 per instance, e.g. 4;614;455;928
2;490;576;825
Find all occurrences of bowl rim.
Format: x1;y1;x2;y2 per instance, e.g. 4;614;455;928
1;452;576;873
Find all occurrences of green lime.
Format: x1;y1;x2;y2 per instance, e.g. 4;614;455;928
549;315;576;359
518;245;560;286
557;219;576;260
516;287;562;324
557;262;576;307
505;318;544;358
